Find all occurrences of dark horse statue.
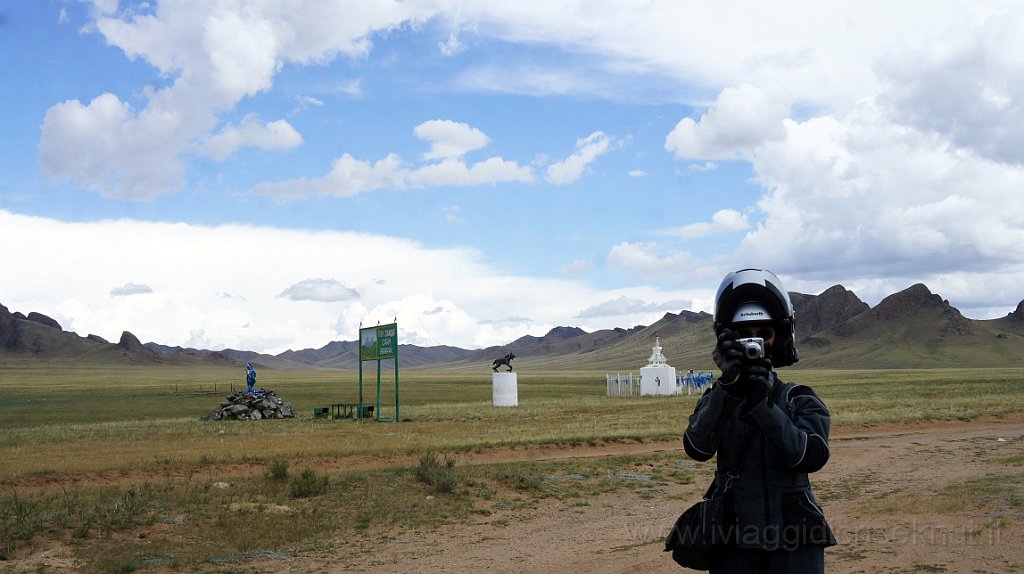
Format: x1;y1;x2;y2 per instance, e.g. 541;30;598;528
492;352;515;373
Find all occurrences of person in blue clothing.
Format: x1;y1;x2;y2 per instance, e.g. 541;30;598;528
683;269;835;573
245;362;257;393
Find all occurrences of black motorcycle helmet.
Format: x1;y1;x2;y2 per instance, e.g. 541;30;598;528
713;268;800;367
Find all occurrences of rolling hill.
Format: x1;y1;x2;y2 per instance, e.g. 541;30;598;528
2;283;1023;371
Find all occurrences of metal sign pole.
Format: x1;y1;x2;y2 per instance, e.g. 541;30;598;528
358;322;400;423
394;346;400;421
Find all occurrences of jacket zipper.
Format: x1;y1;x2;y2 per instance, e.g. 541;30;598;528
761;435;770;529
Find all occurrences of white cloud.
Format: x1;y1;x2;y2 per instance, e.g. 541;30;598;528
628;169;646;177
200;114;303;161
42;2;1002;201
409;156;534;187
607;242;698;280
646;20;1024;316
605;242;728;288
39;92;187;199
546;131;615;185
110;283;153;297
740;98;1024;282
295;95;323;107
0;209;698;352
250;153;407;199
878;10;1024;165
414;119;490;161
250;120;534;198
279;279;360;303
338;79;363;97
665;84;790;161
439;32;466;57
576;296;691;319
674;209;750;240
40;1;430;199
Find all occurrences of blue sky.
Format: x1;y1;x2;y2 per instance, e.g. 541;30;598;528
2;1;1023;354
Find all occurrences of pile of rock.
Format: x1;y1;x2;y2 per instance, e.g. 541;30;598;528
207;390;296;421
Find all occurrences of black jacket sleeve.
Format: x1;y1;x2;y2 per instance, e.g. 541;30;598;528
745;384;831;472
683;382;742;461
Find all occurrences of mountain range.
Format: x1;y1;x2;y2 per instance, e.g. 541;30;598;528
3;283;1023;371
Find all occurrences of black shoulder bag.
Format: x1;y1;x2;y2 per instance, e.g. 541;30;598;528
664;382;781;570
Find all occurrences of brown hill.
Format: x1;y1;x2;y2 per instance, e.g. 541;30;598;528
4;285;1024;371
26;312;62;330
0;303;101;356
832;283;975;338
790;285;869;334
795;284;1021;368
0;302;242;367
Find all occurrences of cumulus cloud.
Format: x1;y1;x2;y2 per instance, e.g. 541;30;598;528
606;242;726;287
415;119;490;161
546;131;614;184
740;98;1024;281
39;1;428;199
665;84;790;161
110;283;153;297
576;296;691;319
409;156;534;187
279;279;360;302
39;92;187;199
628;169;647;177
878;10;1024;166
674;209;750;240
200;115;303;161
250;153;407;198
39;2;992;201
607;242;697;279
0;209;698;352
250;120;534;198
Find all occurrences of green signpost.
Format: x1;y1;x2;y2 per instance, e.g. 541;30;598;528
358;323;400;422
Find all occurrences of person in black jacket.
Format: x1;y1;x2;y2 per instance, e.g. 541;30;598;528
684;269;836;573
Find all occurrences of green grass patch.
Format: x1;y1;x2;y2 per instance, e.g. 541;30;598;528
3;367;1021;477
0;363;1021;569
1;451;699;569
873;474;1023;515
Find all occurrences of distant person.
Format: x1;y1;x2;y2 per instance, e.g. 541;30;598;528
682;269;835;573
246;362;257;393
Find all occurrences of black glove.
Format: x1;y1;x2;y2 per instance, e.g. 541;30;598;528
737;358;772;404
712;329;744;389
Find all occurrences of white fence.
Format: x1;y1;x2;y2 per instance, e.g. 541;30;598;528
606;372;638;397
605;371;714;397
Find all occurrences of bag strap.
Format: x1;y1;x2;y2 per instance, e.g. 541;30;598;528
719;376;785;492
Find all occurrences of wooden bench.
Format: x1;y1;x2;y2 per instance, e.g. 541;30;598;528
331;403;375;419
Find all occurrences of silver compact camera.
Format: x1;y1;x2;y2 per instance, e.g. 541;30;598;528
737;337;765;360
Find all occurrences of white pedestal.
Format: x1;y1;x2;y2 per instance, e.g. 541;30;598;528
492;372;518;407
640;366;677;397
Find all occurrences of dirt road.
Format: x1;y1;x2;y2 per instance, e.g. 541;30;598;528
286;416;1023;574
4;415;1021;573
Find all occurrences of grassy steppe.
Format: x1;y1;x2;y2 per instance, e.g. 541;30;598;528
1;361;1021;573
1;361;1021;476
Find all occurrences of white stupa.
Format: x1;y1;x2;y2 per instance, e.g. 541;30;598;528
639;336;678;397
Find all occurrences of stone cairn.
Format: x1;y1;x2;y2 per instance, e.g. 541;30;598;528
207;389;296;421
